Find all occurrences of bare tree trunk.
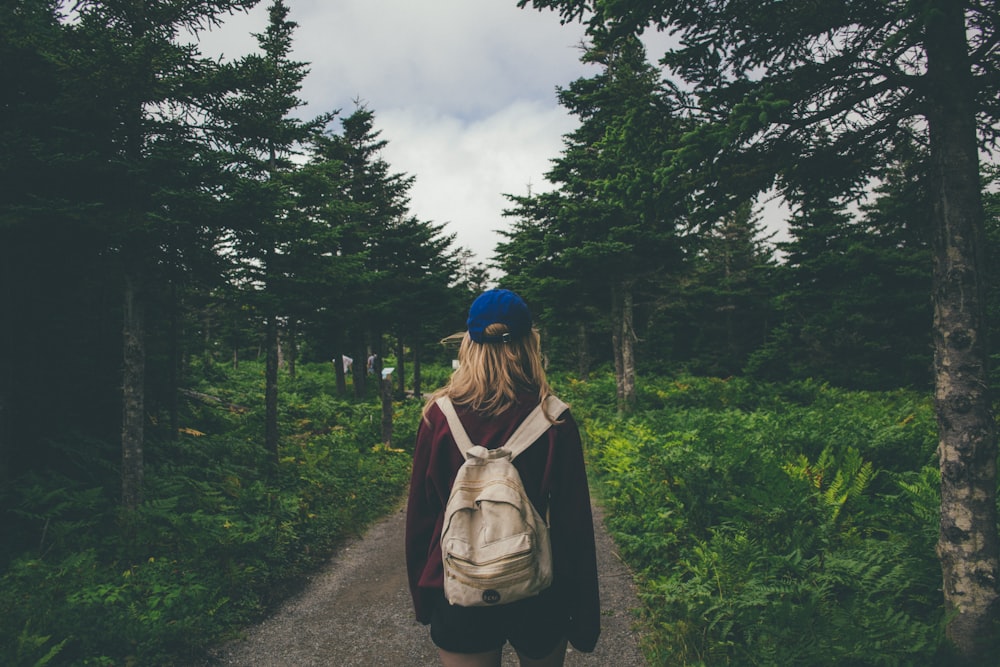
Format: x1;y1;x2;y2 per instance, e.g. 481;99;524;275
168;279;180;440
925;4;999;660
0;367;8;483
577;322;590;380
611;284;625;411
287;319;297;380
264;142;281;465
0;241;11;482
395;337;406;398
121;273;145;511
381;369;393;447
231;316;240;370
334;348;347;397
119;0;150;515
352;334;366;399
277;332;284;369
202;304;213;361
621;283;636;409
611;281;638;410
413;343;423;400
265;313;279;464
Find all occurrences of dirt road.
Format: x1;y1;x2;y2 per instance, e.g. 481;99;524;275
193;502;647;666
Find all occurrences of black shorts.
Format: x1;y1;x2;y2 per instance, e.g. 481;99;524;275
430;588;567;659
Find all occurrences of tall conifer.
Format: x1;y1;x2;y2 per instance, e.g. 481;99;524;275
214;0;332;462
522;0;1000;655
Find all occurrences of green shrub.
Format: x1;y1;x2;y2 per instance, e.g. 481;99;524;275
563;374;947;666
0;360;423;666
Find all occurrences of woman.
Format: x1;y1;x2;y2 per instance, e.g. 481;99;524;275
405;289;600;667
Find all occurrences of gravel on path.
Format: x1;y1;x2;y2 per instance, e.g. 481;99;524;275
191;501;647;666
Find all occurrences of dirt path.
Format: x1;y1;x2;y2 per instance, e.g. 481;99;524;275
191;502;648;666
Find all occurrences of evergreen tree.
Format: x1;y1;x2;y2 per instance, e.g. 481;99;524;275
378;214;461;398
42;0;259;509
498;191;608;377
750;169;877;385
659;201;774;376
0;0;113;482
282;132;358;371
214;0;332;462
745;141;932;390
521;0;1000;654
500;36;689;408
321;105;415;398
855;141;935;387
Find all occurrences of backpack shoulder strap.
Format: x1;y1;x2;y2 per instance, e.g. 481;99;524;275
503;395;569;460
435;396;476;458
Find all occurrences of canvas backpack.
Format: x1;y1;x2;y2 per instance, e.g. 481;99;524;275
436;394;568;607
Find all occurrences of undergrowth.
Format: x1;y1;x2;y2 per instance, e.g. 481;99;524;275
1;367;972;666
558;374;952;667
0;360;423;666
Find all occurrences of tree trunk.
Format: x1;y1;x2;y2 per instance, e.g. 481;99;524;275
925;4;999;660
264;312;279;464
0;357;8;483
334;347;347;396
395;337;406;399
121;272;145;511
381;368;394;447
620;283;636;409
288;319;297;379
168;279;180;440
611;284;625;410
352;334;366;399
0;240;11;482
577;322;590;380
231;318;240;370
202;304;213;361
413;343;422;400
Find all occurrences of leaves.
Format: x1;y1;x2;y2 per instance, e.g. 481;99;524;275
563;372;944;665
0;360;418;666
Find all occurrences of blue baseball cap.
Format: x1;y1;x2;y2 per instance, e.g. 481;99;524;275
467;289;532;343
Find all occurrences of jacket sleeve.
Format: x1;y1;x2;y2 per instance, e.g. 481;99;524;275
548;411;601;652
405;414;439;624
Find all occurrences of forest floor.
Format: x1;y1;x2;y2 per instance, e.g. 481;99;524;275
188;500;649;666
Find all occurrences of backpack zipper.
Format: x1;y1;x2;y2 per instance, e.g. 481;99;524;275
445;550;535;583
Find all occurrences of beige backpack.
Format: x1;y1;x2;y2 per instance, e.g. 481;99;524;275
436;395;568;607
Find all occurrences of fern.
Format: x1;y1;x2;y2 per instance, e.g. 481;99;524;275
10;622;67;667
564;373;944;666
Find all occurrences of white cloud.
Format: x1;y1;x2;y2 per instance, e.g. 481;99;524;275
194;0;592;263
376;100;578;262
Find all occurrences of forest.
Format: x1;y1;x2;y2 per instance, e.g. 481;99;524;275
2;0;1000;665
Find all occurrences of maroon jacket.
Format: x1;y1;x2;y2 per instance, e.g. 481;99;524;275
404;394;601;653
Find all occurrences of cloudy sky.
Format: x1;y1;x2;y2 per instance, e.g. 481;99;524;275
194;0;600;264
195;1;787;266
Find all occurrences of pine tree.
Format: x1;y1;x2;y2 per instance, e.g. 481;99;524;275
322;105;415;398
668;201;775;376
214;0;332;462
522;0;1000;654
0;0;114;482
49;0;259;509
500;36;689;408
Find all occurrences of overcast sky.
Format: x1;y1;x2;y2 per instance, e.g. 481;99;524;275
193;0;600;264
194;1;787;266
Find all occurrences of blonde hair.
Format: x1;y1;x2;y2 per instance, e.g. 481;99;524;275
425;323;553;419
